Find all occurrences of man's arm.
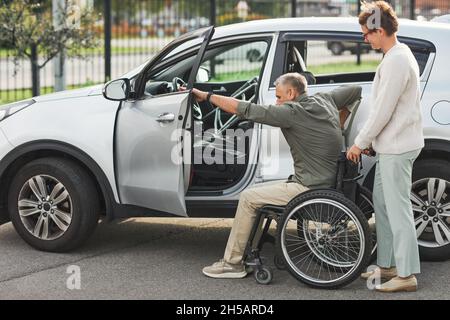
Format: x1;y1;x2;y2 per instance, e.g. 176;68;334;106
330;85;362;129
191;88;293;128
354;58;409;150
191;88;239;114
347;58;409;162
330;85;362;110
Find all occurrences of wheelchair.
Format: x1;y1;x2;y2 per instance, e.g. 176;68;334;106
243;99;376;289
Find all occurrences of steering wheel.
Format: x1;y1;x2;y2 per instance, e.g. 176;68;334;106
172;77;187;93
214;76;259;134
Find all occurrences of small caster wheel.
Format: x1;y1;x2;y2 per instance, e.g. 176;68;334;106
254;266;273;285
274;254;286;270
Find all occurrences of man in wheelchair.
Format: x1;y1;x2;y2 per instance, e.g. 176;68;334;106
192;73;362;279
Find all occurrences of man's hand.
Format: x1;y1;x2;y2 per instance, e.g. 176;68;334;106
362;147;376;157
347;144;362;163
191;88;240;114
191;88;208;102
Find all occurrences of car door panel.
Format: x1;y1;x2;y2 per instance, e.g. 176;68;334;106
115;93;190;215
114;26;214;216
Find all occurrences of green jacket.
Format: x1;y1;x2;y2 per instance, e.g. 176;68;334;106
236;85;362;188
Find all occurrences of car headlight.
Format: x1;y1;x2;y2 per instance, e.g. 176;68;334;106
0;99;35;121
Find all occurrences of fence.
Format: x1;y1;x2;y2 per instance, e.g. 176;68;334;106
0;0;449;105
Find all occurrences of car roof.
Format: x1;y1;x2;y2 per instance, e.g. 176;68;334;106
213;17;450;45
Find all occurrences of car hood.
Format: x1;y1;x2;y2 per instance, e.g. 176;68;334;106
32;84;104;103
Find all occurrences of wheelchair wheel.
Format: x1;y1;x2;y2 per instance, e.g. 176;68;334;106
355;185;377;262
254;266;273;285
276;189;372;289
274;254;286;270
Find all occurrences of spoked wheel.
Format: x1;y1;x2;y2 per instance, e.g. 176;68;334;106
410;161;450;261
276;189;372;289
8;158;100;252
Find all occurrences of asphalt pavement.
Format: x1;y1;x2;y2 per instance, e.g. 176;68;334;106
0;217;448;300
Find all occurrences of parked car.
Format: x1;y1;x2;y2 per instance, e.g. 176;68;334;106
0;18;448;261
327;40;373;55
431;14;450;24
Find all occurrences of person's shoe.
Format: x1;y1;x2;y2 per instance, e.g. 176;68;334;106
375;276;418;293
361;267;397;280
202;259;247;279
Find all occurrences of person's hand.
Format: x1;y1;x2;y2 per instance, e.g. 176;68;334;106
347;144;362;163
191;88;208;102
362;147;376;157
178;86;187;92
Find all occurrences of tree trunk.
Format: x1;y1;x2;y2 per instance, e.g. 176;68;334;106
31;44;40;97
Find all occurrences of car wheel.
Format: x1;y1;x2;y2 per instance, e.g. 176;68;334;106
246;49;261;62
329;43;344;56
8;157;100;252
411;159;450;261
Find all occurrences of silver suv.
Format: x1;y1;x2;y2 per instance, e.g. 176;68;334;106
0;18;448;261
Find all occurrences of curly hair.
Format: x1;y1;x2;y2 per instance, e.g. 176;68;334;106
358;1;399;36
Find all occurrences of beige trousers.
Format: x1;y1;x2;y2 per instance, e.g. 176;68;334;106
223;180;309;264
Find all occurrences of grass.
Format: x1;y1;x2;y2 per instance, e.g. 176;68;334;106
210;69;261;82
0;82;101;106
308;60;380;74
208;60;379;83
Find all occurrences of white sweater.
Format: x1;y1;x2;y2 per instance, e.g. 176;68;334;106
354;42;424;154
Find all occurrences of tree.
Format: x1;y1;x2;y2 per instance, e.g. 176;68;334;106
0;0;99;96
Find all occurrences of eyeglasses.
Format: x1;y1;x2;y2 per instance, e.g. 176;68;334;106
362;29;378;40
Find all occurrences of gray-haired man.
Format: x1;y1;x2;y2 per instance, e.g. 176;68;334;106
192;73;362;279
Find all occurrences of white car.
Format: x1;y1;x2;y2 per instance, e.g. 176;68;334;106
0;18;448;261
431;14;450;24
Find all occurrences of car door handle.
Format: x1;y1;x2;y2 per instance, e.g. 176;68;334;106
156;113;175;123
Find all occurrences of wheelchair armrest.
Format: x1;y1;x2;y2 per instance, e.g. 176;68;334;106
343;173;364;182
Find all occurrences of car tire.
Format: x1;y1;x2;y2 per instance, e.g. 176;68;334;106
8;157;100;252
412;159;450;261
329;42;344;56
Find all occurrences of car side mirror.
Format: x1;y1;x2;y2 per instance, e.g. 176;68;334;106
196;67;210;83
103;78;131;101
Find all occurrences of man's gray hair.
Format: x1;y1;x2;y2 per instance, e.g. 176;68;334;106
274;73;307;95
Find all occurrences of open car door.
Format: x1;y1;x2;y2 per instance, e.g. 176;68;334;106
115;27;214;216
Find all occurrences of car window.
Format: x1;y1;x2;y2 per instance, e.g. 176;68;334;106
308;40;383;73
140;27;214;97
198;41;268;83
143;54;196;96
305;40;384;84
308;40;432;78
409;47;431;76
272;36;433;87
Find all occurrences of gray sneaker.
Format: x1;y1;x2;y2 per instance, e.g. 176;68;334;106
202;259;248;279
